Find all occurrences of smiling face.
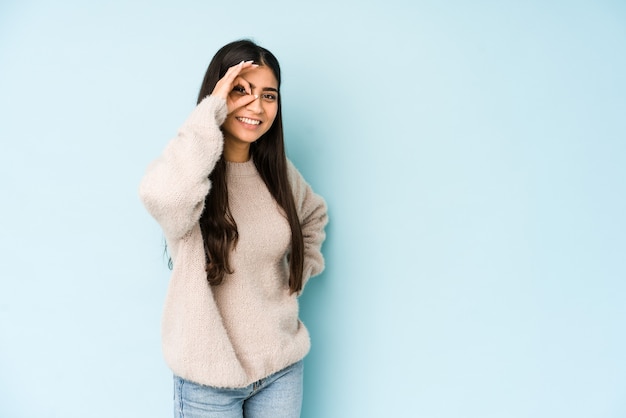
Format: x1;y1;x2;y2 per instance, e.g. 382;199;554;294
222;65;279;151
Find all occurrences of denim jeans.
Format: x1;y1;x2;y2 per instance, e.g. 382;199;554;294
173;360;303;418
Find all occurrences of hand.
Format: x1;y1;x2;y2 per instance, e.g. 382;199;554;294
211;61;259;114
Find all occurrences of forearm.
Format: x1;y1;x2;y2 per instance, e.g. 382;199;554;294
139;95;228;241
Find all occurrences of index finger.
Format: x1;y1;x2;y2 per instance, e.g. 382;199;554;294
223;60;256;83
232;76;252;95
212;61;257;100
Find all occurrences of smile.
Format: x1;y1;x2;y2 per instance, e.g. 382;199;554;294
236;117;261;126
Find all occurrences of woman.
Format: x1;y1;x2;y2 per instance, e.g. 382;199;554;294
139;39;328;417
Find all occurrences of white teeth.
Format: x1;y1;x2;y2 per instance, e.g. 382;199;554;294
237;117;261;125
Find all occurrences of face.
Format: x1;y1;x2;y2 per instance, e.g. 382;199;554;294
221;65;279;146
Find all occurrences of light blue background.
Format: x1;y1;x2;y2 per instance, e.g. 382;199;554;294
1;1;625;417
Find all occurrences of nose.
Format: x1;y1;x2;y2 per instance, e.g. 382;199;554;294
246;94;264;114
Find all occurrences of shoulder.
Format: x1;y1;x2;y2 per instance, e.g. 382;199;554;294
286;159;300;180
286;158;327;213
286;159;308;193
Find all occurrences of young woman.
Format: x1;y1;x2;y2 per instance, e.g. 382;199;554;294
139;40;328;417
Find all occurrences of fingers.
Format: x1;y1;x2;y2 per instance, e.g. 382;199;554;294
232;76;251;96
227;94;257;114
211;61;257;100
227;75;258;113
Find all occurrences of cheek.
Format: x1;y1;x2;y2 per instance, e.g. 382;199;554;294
265;106;279;126
221;116;236;134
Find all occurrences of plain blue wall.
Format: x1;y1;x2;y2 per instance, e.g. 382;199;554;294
1;1;625;417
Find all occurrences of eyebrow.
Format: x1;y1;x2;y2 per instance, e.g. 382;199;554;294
246;81;279;93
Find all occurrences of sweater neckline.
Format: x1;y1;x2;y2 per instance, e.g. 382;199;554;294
226;158;257;177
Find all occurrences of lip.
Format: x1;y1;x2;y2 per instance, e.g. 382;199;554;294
236;116;263;129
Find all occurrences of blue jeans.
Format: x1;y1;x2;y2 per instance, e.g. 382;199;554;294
173;360;304;418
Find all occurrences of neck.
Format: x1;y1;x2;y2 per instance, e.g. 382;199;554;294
223;138;251;163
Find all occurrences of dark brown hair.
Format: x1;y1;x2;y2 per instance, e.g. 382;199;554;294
197;39;304;294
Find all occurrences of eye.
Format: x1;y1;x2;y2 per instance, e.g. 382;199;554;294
231;85;247;95
262;93;277;102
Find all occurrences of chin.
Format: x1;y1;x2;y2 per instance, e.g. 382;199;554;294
231;129;268;144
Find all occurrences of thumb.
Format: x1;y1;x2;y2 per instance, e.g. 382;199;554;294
228;94;258;114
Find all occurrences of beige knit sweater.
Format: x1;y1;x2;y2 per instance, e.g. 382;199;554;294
139;95;328;388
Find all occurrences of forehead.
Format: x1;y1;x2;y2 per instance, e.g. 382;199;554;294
239;66;278;89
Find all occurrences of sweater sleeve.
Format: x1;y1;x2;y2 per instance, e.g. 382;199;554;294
287;160;329;289
139;95;228;243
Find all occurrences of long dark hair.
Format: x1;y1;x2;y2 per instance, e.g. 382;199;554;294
197;39;304;294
